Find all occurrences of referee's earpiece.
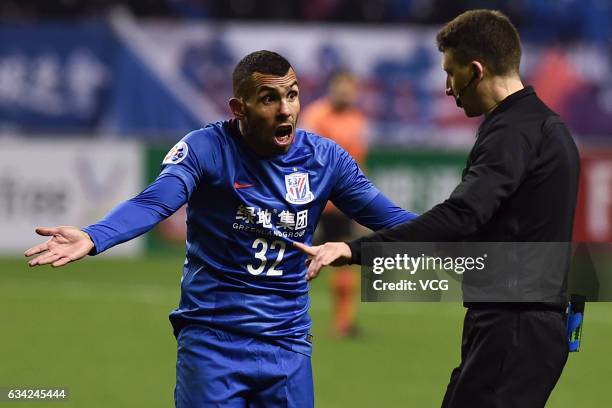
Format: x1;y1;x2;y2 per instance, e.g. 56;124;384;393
452;64;481;107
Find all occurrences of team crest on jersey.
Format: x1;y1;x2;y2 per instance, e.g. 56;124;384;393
284;172;314;204
162;141;188;165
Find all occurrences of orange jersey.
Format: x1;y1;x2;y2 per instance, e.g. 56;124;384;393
300;99;367;166
301;98;368;213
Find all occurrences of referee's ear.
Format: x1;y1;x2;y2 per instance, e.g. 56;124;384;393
229;97;246;120
471;60;485;81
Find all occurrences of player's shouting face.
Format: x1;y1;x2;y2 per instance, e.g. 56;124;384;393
230;68;300;156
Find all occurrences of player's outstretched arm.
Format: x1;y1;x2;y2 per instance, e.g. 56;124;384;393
25;227;94;268
293;242;352;281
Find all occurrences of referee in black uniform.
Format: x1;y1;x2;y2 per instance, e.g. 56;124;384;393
296;9;580;408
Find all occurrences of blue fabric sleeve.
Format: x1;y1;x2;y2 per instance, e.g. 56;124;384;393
352;192;418;231
329;143;417;228
83;173;188;255
83;128;221;255
158;128;222;195
329;145;381;216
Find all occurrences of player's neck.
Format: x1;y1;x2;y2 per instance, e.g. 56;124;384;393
238;120;274;158
238;120;258;154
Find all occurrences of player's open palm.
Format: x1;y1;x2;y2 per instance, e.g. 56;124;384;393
25;227;94;268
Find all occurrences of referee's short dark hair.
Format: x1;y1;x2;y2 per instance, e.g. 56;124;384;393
436;9;522;76
232;50;293;97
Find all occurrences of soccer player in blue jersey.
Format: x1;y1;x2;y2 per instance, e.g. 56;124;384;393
25;50;417;407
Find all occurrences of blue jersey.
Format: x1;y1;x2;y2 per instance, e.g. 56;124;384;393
84;119;416;356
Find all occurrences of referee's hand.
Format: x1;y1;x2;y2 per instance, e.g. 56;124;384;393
293;241;352;281
25;226;94;268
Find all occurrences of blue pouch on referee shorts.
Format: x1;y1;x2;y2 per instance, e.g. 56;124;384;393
566;294;586;352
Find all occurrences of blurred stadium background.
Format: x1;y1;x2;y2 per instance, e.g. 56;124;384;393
1;1;611;406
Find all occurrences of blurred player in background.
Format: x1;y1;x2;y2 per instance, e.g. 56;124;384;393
301;70;367;338
25;50;416;407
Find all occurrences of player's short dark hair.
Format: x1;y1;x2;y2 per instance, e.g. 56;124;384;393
232;50;293;97
436;9;521;76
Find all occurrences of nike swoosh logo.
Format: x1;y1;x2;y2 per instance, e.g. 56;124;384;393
234;181;255;189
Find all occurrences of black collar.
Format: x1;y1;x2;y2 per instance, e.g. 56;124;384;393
479;86;535;131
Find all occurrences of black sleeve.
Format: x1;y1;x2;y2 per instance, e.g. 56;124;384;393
347;124;533;264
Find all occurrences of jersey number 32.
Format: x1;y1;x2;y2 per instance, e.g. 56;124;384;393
247;238;286;276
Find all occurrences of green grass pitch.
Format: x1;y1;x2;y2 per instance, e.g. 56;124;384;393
1;257;610;407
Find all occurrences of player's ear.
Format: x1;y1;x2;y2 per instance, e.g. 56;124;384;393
229;97;246;120
471;61;485;81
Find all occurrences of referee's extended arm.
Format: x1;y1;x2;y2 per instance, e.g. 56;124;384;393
346;124;530;263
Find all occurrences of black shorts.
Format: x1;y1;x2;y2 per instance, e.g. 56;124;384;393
441;307;568;408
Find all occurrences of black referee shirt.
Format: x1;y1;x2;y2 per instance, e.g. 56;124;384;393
348;86;580;266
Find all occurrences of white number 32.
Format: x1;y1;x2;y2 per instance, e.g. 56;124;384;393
247;238;286;276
